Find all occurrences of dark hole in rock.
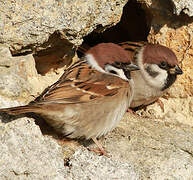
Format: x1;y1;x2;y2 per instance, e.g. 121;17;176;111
33;31;75;75
11;47;33;56
78;0;152;57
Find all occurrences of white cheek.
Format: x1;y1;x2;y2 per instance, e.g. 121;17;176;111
141;63;168;90
105;64;128;81
85;54;106;73
150;64;168;86
136;48;169;89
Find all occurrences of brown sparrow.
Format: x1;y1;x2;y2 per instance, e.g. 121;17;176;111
79;41;183;111
0;43;139;154
119;41;183;110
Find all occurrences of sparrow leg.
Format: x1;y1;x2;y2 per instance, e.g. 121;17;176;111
89;137;108;156
127;108;138;115
156;98;164;112
162;95;169;100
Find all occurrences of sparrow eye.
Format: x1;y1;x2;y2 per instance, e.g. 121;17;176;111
159;61;168;69
109;70;118;75
104;64;128;81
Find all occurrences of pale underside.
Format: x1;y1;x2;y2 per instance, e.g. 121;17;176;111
130;70;166;108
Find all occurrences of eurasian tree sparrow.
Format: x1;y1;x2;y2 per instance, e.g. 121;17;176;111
119;41;183;110
0;43;139;154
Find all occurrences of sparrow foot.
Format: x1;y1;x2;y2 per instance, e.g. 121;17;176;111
88;147;109;157
88;137;109;157
156;99;164;112
127;108;138;115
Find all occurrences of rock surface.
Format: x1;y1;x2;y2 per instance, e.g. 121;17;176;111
105;113;193;179
137;96;193;126
0;0;127;54
0;45;66;106
0;117;66;179
0;112;193;179
0;0;193;179
172;0;193;16
64;148;139;179
139;0;193;17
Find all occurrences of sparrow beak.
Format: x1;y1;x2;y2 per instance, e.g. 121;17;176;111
169;65;183;75
126;63;140;71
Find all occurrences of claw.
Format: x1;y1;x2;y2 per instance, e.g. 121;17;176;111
127;108;138;115
156;98;164;112
89;137;109;157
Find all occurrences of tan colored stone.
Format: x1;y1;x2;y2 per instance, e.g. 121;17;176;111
0;1;193;179
0;0;127;54
0;46;66;107
138;0;193;16
137;97;193;126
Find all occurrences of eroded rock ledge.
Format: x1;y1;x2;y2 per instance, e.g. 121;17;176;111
0;0;192;179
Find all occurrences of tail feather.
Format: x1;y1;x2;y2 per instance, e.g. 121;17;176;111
0;105;38;115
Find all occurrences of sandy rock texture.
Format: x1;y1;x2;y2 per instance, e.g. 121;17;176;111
139;0;193;17
63;148;139;179
0;0;127;54
0;0;193;179
0;45;66;107
103;113;193;179
0;116;66;179
1;113;192;179
0;0;127;74
172;0;193;16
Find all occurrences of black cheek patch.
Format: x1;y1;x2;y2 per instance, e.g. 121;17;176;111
145;66;159;77
162;74;177;91
123;70;131;79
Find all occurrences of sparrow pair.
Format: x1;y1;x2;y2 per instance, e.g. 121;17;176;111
0;42;183;154
79;41;183;111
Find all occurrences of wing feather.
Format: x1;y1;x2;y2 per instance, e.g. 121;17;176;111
31;60;128;105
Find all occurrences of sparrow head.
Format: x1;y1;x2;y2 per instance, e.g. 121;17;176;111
136;44;183;90
85;43;139;81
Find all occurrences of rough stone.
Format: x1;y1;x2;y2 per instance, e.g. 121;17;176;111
137;97;193;126
0;0;193;179
138;0;193;17
1;111;192;179
0;45;66;106
64;148;139;180
172;0;193;16
0;0;127;54
101;113;193;179
0;116;67;179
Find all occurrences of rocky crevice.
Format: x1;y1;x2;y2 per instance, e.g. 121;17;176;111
0;0;192;179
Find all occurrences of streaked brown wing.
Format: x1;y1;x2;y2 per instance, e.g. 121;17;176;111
118;41;147;50
32;60;128;104
118;41;147;60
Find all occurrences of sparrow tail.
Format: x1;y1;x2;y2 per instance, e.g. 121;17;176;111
0;105;38;115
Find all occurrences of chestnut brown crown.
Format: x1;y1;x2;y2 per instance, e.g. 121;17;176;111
142;44;178;66
86;43;132;68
